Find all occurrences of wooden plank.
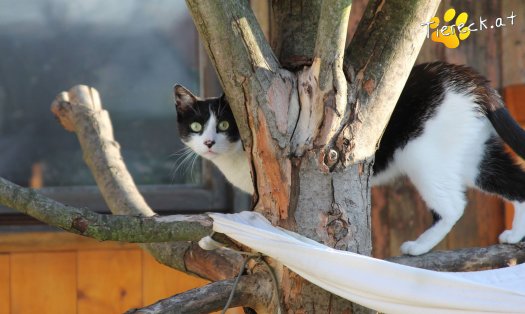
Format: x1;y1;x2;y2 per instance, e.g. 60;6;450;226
443;0;502;87
11;251;77;313
504;201;515;230
371;186;391;258
501;1;525;87
504;85;525;124
78;249;142;314
142;251;243;314
0;231;137;253
0;254;10;314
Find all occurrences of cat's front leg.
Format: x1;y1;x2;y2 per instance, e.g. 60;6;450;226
400;212;462;256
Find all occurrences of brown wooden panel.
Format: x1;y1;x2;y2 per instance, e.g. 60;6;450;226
441;1;502;87
504;201;515;230
502;1;525;87
0;231;137;253
504;85;525;124
11;251;77;314
78;249;142;314
0;254;10;314
142;251;243;314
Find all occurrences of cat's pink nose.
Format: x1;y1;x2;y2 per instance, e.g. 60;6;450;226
204;140;215;148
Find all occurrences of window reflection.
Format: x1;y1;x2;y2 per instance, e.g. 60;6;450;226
0;0;200;187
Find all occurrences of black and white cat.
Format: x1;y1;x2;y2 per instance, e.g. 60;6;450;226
174;62;525;256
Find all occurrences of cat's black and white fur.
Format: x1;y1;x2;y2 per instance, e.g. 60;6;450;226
174;62;525;256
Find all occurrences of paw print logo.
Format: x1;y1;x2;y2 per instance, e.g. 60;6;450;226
429;8;471;49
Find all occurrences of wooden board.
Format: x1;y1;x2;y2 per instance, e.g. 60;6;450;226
0;254;10;314
502;0;525;87
0;231;137;253
11;251;77;314
78;249;142;314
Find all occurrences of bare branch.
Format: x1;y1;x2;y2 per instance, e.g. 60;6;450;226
340;0;441;164
0;177;211;242
389;243;525;271
126;273;273;314
313;0;352;89
51;86;154;217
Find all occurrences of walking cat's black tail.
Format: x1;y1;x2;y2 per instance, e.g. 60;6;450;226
486;104;525;159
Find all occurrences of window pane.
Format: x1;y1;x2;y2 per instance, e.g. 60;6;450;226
0;0;201;187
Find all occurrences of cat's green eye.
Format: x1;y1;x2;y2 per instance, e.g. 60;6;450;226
190;122;202;132
218;120;230;131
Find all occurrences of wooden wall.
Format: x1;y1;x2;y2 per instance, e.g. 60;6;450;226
348;0;525;258
0;232;242;314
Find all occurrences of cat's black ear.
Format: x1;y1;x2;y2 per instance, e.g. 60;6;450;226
173;84;197;112
220;93;228;104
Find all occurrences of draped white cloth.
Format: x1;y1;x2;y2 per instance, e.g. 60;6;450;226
209;212;525;314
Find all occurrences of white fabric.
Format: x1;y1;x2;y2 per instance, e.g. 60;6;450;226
209;212;525;314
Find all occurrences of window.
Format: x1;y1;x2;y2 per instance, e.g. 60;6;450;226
0;0;239;222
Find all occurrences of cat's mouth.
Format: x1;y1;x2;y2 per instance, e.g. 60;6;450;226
203;150;219;158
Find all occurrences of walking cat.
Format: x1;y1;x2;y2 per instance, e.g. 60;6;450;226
174;62;525;256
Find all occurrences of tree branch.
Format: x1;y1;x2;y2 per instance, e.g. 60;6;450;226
51;86;154;217
389;243;525;272
0;177;211;242
126;273;273;314
340;0;441;164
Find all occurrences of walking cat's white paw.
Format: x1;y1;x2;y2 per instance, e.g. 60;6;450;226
499;230;525;243
400;241;431;256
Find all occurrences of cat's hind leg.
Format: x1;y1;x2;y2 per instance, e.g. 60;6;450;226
475;138;525;244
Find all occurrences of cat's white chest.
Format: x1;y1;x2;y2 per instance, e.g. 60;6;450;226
211;151;254;194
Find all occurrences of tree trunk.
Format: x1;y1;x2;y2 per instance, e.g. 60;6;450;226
185;0;440;312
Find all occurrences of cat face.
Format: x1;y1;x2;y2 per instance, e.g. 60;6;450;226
174;85;242;160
